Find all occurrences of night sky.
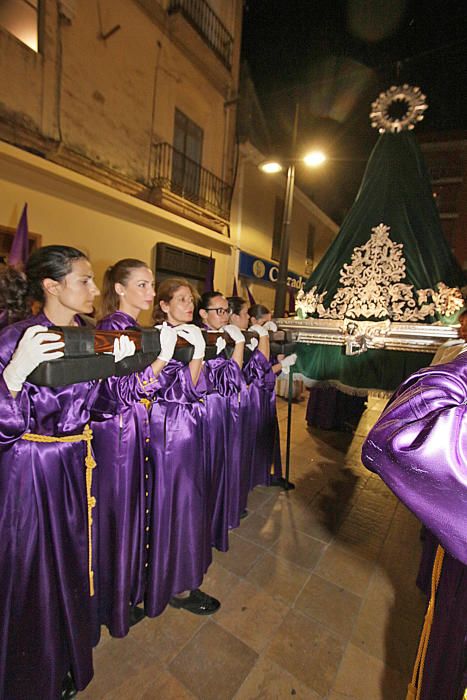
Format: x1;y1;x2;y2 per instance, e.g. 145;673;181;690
241;0;467;223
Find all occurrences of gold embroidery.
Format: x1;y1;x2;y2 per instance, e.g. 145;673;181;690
22;424;97;597
137;372;159;392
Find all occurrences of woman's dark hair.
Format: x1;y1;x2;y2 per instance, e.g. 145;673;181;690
227;295;247;316
0;264;29;327
248;304;270;320
153;277;199;324
194;290;225;325
26;245;87;303
101;258;149;317
0;245;87;320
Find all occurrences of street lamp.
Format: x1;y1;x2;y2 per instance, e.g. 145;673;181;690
260;148;326;317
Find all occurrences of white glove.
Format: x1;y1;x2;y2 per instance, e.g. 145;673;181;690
279;353;297;375
222;324;246;344
155;323;178;362
176;324;206;360
216;336;227;355
113;335;136;362
263;320;278;332
249;323;269;338
3;325;64;392
246;337;258;352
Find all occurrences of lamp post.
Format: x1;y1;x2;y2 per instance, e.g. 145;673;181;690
259;109;326;317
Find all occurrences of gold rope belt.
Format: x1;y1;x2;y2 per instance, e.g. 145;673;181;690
21;424;96;597
406;544;445;700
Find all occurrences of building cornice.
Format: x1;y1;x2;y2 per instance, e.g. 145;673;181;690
0;140;233;251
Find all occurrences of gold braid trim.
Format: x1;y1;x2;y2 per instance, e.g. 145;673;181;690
22;424;96;597
406;545;445;700
139;398;152;411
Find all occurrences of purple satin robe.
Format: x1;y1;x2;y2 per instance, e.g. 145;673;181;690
0;313;159;700
228;369;252;528
361;353;467;700
204;356;244;550
244;350;277;489
92;311;151;638
145;360;211;617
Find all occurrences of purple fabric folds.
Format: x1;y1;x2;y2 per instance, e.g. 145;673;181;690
361;354;467;700
419;549;467;700
361;354;467;565
244;350;277;489
92;311;151;638
145;359;211;617
204;356;244;549
0;313;159;700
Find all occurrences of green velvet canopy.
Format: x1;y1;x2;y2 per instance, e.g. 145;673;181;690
304;132;465;299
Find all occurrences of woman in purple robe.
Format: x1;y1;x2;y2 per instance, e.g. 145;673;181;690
227;296;276;490
0;246;176;700
361;352;467;700
195;291;246;547
145;278;220;617
248;304;297;484
92;259;156;637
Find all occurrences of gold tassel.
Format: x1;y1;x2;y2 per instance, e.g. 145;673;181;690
406;545;445;700
139;398;152;411
23;423;97;597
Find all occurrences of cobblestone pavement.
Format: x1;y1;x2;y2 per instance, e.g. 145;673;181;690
79;394;425;699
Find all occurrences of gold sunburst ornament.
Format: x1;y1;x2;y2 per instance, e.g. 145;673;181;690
370;84;428;133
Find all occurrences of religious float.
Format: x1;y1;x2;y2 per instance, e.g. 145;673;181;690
276;85;465;428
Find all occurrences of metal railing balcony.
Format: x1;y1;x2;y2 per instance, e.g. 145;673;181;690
152;142;232;221
168;0;233;69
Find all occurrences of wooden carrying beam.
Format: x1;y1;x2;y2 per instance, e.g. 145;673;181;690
27;327;296;387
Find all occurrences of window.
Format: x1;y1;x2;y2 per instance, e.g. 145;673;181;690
172;109;204;199
0;0;39;52
155;242;211;294
271;197;284;261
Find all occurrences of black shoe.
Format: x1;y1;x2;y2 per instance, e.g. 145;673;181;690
169;589;221;616
240;509;248;519
128;605;146;627
61;672;77;700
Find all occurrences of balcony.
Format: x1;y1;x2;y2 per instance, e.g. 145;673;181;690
150;142;232;231
167;0;234;90
168;0;233;68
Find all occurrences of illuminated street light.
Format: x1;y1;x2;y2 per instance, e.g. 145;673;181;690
259;161;283;174
303;150;326;167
